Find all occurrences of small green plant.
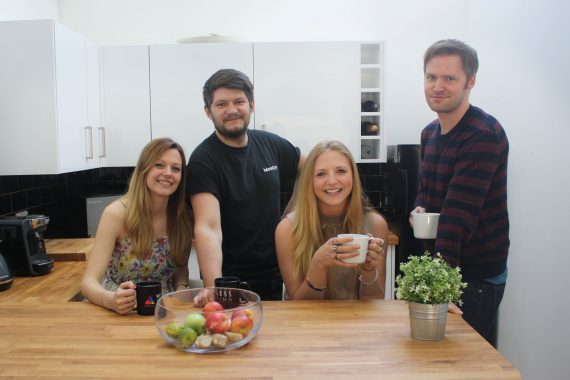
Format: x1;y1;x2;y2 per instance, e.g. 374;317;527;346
395;252;467;305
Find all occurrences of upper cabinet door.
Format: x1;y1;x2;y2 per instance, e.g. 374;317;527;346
253;42;361;158
149;43;254;156
54;23;89;173
99;46;152;167
0;20;95;175
85;40;102;169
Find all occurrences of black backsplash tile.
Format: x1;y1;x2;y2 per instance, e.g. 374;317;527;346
2;176;19;193
0;167;134;237
1;163;391;237
12;192;27;212
357;163;381;176
0;194;11;215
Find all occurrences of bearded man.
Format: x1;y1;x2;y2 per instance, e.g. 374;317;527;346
188;69;305;301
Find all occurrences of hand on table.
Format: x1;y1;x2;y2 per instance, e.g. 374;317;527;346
109;281;136;315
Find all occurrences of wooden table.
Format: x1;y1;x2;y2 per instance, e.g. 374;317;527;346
0;262;520;379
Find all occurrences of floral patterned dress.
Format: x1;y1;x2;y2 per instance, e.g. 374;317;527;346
102;236;176;292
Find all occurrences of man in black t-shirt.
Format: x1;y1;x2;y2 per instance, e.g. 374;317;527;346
187;69;304;301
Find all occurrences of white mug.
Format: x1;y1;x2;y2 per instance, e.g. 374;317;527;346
411;212;440;239
337;234;371;264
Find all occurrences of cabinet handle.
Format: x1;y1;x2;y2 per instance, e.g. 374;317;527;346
85;126;93;159
98;127;106;158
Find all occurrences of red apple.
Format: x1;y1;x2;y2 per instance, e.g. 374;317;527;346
231;308;254;321
205;312;230;334
229;315;253;336
202;301;224;313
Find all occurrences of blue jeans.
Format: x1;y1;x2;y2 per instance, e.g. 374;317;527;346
460;280;506;347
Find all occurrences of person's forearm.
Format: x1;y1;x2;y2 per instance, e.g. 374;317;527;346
359;267;385;299
81;277;111;309
173;264;190;289
194;230;223;287
293;260;327;300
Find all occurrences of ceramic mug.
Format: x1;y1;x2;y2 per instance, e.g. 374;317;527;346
135;281;162;316
214;277;251;309
412;212;440;239
337;234;371;264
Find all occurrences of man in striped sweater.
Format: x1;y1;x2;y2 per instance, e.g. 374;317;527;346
411;39;510;347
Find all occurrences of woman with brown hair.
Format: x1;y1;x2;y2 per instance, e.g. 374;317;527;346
276;140;388;300
81;138;193;314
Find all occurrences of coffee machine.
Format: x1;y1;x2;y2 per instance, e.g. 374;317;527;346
0;214;54;276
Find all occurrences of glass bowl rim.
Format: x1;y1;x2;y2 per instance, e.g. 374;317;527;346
156;287;262;312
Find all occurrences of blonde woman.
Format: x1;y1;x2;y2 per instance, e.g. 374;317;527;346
276;140;388;300
81;138;193;314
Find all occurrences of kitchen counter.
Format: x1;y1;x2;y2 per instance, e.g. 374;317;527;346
45;238;94;261
0;261;520;379
44;229;399;260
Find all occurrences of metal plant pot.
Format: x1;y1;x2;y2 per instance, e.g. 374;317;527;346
408;302;448;340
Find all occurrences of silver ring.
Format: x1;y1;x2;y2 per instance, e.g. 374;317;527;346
332;244;338;253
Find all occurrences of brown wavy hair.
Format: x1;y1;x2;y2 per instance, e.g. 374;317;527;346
124;138;193;265
291;140;373;279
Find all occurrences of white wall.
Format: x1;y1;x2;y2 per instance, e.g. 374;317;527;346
468;1;570;379
57;0;468;146
4;0;568;378
0;0;58;20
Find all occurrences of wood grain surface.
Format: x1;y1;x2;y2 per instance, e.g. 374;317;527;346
0;262;519;380
45;238;95;261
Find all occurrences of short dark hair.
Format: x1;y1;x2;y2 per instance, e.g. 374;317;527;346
202;69;254;109
424;39;479;80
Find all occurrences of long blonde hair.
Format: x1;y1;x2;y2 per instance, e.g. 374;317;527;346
124;138;193;265
291;140;372;279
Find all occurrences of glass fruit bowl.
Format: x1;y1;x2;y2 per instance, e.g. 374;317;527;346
154;287;263;353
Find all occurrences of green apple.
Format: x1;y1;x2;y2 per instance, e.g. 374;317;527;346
165;322;183;338
184;313;206;334
178;327;197;348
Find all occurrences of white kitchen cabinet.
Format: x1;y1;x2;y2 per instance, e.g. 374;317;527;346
149;43;253;156
99;46;151;167
85;40;103;169
253;42;362;159
0;20;100;175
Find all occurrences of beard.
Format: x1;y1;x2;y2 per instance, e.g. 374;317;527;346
212;114;250;139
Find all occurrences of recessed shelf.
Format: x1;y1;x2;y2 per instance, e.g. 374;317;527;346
361;44;381;65
359;42;383;162
361;68;380;88
361;138;381;160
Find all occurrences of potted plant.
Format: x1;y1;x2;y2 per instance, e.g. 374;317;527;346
395;252;467;340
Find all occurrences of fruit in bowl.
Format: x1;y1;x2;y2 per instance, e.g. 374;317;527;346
154;288;263;353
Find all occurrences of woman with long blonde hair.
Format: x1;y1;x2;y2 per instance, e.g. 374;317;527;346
82;138;193;314
276;140;388;300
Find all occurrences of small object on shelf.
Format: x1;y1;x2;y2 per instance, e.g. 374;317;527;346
361;121;379;136
361;100;379;112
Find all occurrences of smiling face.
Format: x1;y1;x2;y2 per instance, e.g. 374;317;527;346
205;87;254;143
424;54;475;120
145;148;183;199
313;149;354;215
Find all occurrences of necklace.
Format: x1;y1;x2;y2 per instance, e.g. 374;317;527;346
321;223;342;237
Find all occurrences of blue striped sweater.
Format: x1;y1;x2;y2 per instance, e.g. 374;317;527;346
414;105;510;280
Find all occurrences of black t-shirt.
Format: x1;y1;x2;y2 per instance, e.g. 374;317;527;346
187;130;300;292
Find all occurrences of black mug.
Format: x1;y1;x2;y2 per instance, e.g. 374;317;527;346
214;276;251;309
135;281;162;315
